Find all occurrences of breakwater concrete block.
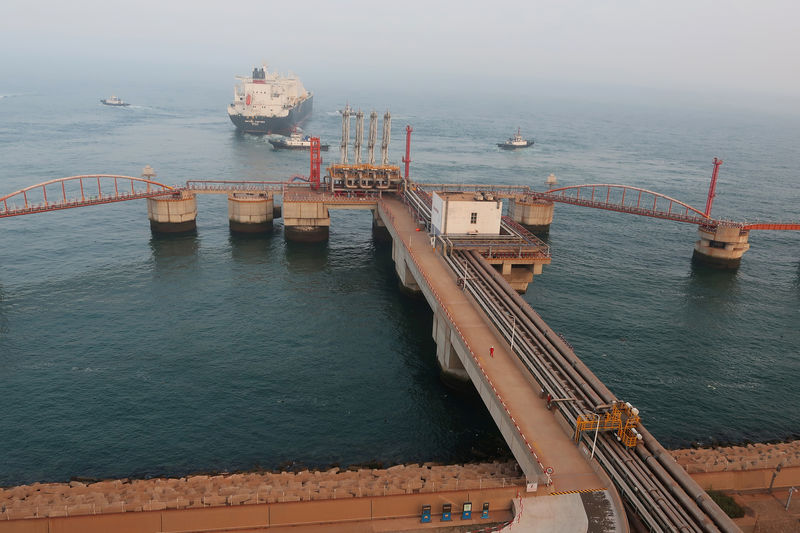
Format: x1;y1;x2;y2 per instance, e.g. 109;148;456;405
692;224;750;268
228;193;274;233
147;193;197;233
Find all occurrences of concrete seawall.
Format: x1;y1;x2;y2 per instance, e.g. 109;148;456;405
671;440;800;491
0;461;522;528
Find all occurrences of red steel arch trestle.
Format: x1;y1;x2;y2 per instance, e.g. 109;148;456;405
530;184;711;225
0;175;176;218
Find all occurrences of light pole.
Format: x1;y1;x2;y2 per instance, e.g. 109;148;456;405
787;487;796;511
769;463;783;493
590;412;601;460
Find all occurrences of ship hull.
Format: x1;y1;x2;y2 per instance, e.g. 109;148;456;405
497;141;534;150
268;140;329;151
229;96;313;135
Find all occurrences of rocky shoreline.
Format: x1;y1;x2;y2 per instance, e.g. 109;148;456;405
3;440;799;522
669;440;800;474
0;461;524;520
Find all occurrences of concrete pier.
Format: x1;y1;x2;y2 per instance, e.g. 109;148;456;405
491;261;543;293
509;197;554;234
391;234;421;293
693;223;751;268
227;193;273;233
147;192;197;233
432;310;470;388
371;209;391;243
378;196;605;492
282;201;330;243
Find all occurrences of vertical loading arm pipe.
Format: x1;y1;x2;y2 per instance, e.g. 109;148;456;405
403;125;413;179
367;111;378;165
354;110;364;165
381;111;391;166
340;105;351;164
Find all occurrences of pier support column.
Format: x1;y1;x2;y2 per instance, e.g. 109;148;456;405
391;237;421;293
282;201;330;242
432;310;470;388
147;192;197;233
228;193;274;233
486;261;543;294
509;197;554;235
371;209;391;243
693;224;750;268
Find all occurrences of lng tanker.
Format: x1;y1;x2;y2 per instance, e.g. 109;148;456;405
227;64;313;135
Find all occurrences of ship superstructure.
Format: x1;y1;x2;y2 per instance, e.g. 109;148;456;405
227;64;313;134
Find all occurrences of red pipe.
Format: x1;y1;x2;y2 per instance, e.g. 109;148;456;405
402;125;413;179
704;158;722;217
309;137;321;190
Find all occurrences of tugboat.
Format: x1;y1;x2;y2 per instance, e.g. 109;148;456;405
497;128;534;149
227;64;313;135
100;95;130;107
268;132;329;151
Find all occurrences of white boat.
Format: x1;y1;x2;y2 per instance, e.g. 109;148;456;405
498;128;534;149
100;95;129;107
268;132;329;151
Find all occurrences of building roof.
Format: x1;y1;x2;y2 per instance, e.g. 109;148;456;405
433;191;499;202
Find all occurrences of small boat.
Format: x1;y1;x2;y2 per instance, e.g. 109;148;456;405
497;128;534;149
268;132;329;151
100;95;130;107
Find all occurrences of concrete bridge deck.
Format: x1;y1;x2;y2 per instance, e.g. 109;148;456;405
378;196;606;495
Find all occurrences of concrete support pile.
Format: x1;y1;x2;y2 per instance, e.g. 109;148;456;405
509;197;554;234
228;193;274;233
146;192;197;233
491;262;542;294
282;201;330;242
371;209;391;243
432;310;470;388
692;224;750;268
391;236;420;293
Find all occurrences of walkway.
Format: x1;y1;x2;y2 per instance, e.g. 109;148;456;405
379;196;606;494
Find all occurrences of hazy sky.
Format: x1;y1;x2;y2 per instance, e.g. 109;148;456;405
4;0;799;108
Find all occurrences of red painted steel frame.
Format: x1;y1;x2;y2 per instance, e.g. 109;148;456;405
0;175;175;218
705;158;722;217
309;138;321;190
403;125;413;179
743;223;800;231
533;184;711;225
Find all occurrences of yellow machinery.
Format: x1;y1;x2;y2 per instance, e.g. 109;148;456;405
574;401;641;448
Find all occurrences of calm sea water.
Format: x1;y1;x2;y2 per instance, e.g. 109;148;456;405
1;79;799;486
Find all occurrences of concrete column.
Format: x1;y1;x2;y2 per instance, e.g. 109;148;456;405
693;224;751;268
227;193;274;233
432;311;470;389
392;238;420;293
147;193;197;233
282;201;330;242
509;197;554;234
488;261;542;293
371;209;391;243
